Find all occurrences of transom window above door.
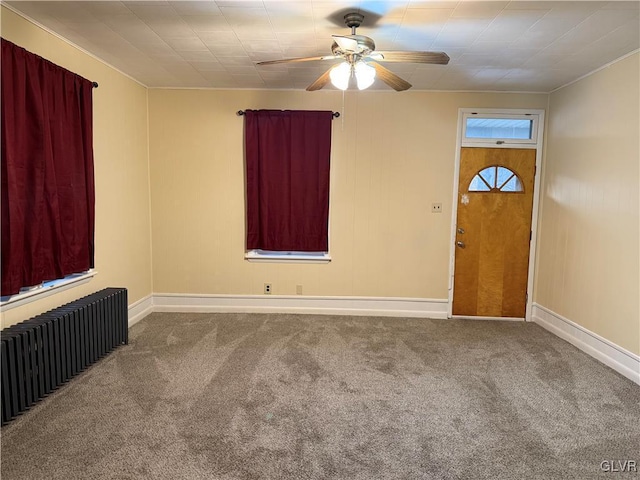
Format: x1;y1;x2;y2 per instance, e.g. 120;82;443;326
462;112;539;145
469;166;524;193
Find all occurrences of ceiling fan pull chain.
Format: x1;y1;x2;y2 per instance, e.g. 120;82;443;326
341;89;345;131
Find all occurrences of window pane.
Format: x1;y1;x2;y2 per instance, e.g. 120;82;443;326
497;166;514;187
500;176;523;192
479;166;497;188
469;175;490;191
466;118;533;140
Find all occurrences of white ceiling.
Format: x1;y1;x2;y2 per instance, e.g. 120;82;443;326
5;1;640;92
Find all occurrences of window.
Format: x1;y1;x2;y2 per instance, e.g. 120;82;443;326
462;113;538;145
243;109;333;262
466;118;533;140
1;39;96;297
469;166;524;193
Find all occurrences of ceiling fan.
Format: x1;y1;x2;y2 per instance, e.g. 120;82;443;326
256;12;450;92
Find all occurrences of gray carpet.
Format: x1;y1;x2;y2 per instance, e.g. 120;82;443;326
1;313;638;479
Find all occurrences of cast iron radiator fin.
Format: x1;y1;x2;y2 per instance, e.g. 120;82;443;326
0;288;128;426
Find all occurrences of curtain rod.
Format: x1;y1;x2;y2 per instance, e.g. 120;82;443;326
237;110;340;118
92;82;99;88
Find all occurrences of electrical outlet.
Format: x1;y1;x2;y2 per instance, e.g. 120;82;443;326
296;285;303;295
264;283;272;295
431;203;443;213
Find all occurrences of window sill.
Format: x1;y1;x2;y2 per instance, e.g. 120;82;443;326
245;252;331;264
0;270;97;312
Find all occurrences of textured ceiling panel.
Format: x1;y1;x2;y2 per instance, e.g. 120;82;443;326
4;0;640;92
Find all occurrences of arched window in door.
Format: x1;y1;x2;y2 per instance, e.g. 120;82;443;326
468;165;524;193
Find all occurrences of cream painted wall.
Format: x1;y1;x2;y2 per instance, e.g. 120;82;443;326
2;0;635;366
0;7;153;327
535;53;640;355
148;89;547;299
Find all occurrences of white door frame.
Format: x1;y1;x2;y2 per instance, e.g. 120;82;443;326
447;108;545;321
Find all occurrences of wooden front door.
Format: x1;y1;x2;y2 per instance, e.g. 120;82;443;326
452;147;536;318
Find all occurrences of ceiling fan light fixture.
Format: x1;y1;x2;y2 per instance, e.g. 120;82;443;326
354;62;376;90
330;61;376;91
329;62;351;90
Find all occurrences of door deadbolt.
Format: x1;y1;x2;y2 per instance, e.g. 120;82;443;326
457;228;465;234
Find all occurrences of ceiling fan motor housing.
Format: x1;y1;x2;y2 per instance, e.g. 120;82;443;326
331;35;376;57
344;12;364;29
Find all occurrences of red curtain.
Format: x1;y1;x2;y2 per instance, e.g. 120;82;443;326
245;110;332;252
1;38;95;296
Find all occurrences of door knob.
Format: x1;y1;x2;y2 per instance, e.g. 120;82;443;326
456;241;465;248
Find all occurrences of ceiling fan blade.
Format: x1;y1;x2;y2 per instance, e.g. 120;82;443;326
373;51;450;65
332;35;359;52
370;62;412;91
306;66;335;91
257;55;339;66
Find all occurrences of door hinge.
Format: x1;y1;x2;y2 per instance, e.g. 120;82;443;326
530;231;532;241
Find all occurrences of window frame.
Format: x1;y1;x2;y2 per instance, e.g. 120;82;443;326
245;250;331;263
0;269;97;312
462;112;539;145
468;165;525;193
242;109;334;264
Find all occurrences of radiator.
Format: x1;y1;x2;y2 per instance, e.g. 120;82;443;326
1;288;128;426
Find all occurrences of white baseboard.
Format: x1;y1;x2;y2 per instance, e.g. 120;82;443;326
152;293;449;319
127;294;153;328
532;303;640;385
